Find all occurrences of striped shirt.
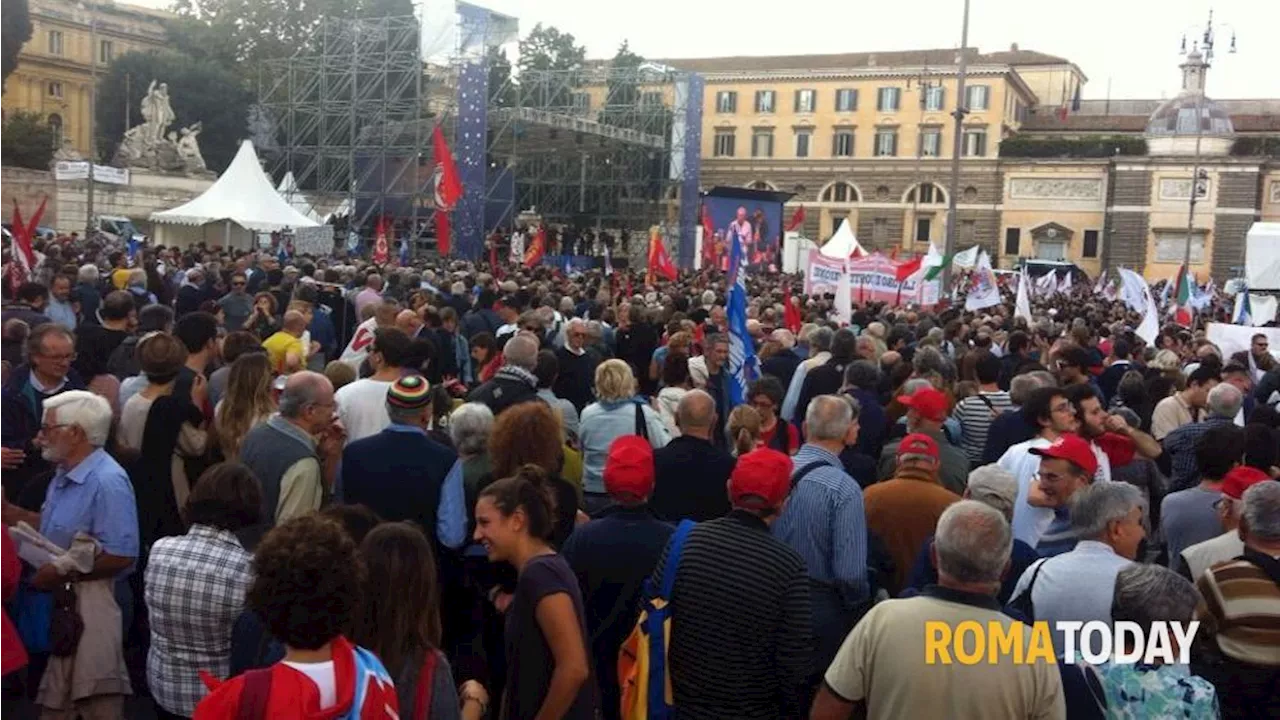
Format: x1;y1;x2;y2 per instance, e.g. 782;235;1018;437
774;444;869;603
658;510;813;720
1196;549;1280;668
952;390;1013;463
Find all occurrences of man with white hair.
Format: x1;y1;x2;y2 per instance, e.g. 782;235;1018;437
761;328;802;389
1194;480;1280;717
469;333;541;416
812;501;1065;720
781;326;833;423
1163;382;1245;492
73;263;103;327
554;317;602;412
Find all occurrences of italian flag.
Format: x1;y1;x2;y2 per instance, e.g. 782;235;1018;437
1173;265;1194;326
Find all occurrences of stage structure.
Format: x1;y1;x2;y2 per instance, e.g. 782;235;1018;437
259;6;705;264
257;16;430;240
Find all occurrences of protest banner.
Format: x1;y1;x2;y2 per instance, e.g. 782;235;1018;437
804;250;939;308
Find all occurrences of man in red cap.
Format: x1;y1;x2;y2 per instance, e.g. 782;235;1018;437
1015;432;1099;556
877;385;970;495
863;433;960;595
561;436;674;720
1176;465;1271;581
654;448;812;720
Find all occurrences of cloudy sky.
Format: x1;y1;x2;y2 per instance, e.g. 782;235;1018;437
135;0;1280;100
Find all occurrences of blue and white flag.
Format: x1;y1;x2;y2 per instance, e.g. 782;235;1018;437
398;239;409;267
726;225;758;407
1233;291;1253;326
563;255;573;276
603;245;613;276
126;237;140;266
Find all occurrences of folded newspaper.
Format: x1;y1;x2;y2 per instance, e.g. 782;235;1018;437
7;523;97;574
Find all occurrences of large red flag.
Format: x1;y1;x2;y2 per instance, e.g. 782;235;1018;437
431;125;462;256
8;198;45;294
786;206;806;232
523;226;546;268
372;216;390;265
783;296;802;334
700;205;716;269
894;255;923;283
648;228;677;282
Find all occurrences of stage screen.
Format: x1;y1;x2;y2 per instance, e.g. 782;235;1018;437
703;195;783;272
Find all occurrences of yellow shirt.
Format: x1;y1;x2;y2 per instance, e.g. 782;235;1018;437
111;267;132;290
263;331;304;373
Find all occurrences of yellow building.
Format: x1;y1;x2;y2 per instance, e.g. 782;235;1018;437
2;0;170;158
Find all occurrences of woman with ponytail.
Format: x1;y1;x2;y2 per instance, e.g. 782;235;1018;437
474;465;598;720
727;404;763;456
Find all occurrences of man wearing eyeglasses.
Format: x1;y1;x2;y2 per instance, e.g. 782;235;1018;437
217;272;253;333
2;324;86;509
996;386;1079;555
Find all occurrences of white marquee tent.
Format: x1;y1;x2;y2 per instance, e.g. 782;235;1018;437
151;140;320;249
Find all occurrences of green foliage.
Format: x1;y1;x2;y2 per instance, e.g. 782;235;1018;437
1;111;55;170
2;0;33;88
96;51;253;173
599;40;668;135
998;136;1148;158
517;23;586;109
488;46;515;108
1230;136;1280;157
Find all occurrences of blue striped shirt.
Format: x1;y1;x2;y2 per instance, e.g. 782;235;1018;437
772;444;869;603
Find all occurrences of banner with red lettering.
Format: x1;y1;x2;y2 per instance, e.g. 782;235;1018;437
804;250;939;307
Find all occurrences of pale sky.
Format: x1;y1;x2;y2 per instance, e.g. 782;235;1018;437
132;0;1280;100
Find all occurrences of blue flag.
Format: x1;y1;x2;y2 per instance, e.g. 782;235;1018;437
399;239;409;267
1233;291;1252;326
563;255;572;275
126;237;139;266
726;227;758;407
277;244;289;266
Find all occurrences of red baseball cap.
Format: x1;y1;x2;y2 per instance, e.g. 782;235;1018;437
897;387;948;423
603;436;655;501
1030;433;1099;477
1221;466;1271;500
729;448;794;512
897;433;939;461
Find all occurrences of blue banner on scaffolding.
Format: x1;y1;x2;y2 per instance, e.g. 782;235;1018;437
677;74;704;269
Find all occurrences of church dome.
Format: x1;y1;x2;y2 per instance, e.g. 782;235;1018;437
1145;93;1234;136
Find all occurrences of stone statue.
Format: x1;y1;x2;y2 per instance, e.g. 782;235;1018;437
113;79;211;177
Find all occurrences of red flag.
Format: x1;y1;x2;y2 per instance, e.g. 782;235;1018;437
431;126;462;256
700;205;716;269
523;226;546;268
648;228;677;282
372;216;390;265
889;247;899;261
786;206;806;232
894;255;923;283
783;296;802;334
9;198;45;294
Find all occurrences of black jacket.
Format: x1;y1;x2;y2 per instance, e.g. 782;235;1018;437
795;358;849;425
554;346;602;413
651;435;735;522
761;348;802;391
467;366;540;417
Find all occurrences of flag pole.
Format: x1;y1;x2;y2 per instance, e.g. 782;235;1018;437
941;0;971;293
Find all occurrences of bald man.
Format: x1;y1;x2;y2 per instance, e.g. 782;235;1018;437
238;371;344;548
395;308;424;339
263;310;311;374
650;389;736;522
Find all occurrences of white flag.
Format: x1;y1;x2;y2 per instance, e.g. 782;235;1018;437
964;251;1001;311
834;255;852;327
340;316;380;368
1015;268;1033;324
1035;271;1057;298
1120;268;1159;345
1058;273;1072;295
1118;267;1147;312
603;245;613;276
951;246;980;269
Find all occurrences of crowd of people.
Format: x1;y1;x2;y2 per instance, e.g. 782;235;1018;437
1;233;1279;719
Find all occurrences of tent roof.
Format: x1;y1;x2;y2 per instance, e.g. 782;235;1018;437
151;141;320;231
819;218;866;259
276;171;324;224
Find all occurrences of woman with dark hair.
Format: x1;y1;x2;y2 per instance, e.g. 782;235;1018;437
654;350;691;436
353;523;489;720
246;292;280;339
145;463;261;719
196;514;399;719
474;465;597;720
470;332;500;385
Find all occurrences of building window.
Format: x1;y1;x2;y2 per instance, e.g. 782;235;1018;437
751;129;774;158
48;114;63;147
748;180;775;191
640;91;663;107
877;87;901;112
915;216;932;243
795;130;811;158
47;31;64;56
872;218;889;243
754;90;775;113
832;129;854;157
908;183;945;204
923;85;945;111
1004;227;1021;255
713;129;736;157
715;91;737;113
1082;230;1100;258
794;89;816;113
960;220;976;243
99;40;114;64
822;182;858;203
962;128;987;157
1154;231;1204;263
966;84;990;111
919;128;942;157
874;128;898;157
835;88;858;112
47;81;63;98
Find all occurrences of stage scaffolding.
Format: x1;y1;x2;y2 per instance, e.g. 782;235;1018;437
258;7;704;265
257;15;430;237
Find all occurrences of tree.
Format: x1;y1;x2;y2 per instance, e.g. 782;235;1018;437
600;40;645;130
1;111;55;170
96;51;253;172
517;23;586;109
488;46;516;108
2;0;33;88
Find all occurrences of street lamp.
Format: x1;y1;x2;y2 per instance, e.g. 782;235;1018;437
941;0;971;292
1179;9;1237;273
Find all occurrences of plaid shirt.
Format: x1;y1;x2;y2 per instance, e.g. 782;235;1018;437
1162;415;1235;492
144;524;253;716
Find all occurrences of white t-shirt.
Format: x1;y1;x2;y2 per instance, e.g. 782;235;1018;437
283;660;337;709
335;378;394;444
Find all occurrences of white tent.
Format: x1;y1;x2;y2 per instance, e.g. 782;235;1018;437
151;140;320;249
819;218;867;259
276;171;324;224
1245;222;1280;291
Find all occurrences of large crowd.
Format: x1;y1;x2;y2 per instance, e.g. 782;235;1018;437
1;232;1279;720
